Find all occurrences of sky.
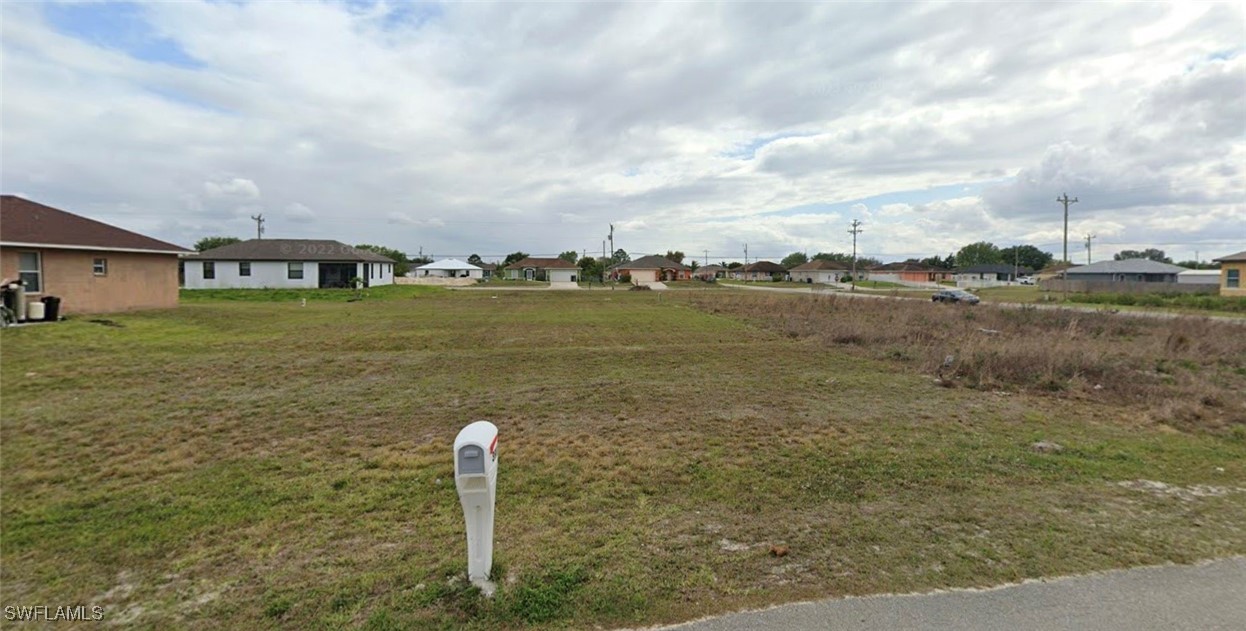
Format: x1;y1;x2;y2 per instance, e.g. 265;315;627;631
2;1;1243;265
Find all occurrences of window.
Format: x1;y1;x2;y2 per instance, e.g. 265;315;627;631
93;258;108;276
239;262;251;277
1229;269;1241;289
288;262;304;280
203;261;215;280
18;252;41;292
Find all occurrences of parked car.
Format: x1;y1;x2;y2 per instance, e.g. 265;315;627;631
932;288;980;304
1018;276;1036;285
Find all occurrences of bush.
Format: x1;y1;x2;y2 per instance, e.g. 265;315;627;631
628;284;651;291
618;274;631;284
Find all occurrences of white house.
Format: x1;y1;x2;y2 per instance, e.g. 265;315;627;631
413;258;483;279
183;239;395;289
1176;269;1221;285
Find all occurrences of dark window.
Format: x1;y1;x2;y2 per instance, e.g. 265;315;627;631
18;252;41;292
93;258;108;276
203;261;215;280
288;262;304;280
1229;269;1240;289
239;262;251;276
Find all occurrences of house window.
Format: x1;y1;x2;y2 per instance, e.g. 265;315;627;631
18;252;41;292
239;262;251;277
203;261;215;279
288;262;304;280
93;258;108;276
1229;269;1241;289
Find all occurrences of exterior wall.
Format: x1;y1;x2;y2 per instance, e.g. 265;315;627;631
790;270;842;283
184;260;319;289
1040;279;1216;295
624;269;658;283
1176;271;1221;285
1065;272;1178;283
1;247;179;314
1221;262;1245;297
417;268;481;279
362;261;395;286
869;272;901;283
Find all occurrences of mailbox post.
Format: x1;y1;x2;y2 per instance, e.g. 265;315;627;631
454;421;498;591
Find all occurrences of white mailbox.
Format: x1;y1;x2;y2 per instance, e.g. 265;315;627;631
454;421;498;589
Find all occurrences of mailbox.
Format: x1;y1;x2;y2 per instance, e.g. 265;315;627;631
454;421;498;589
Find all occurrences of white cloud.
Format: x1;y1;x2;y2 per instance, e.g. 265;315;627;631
203;177;260;200
284;202;316;222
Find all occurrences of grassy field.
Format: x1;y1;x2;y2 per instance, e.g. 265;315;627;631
3;288;1245;629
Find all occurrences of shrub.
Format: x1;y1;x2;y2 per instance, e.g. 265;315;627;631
618;274;631;284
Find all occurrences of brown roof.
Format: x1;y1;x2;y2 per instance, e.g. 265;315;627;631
0;195;188;253
870;262;938;272
197;239;394;262
791;260;847;271
740;261;787;273
617;254;690;271
503;257;578;270
1213;250;1246;262
477;262;497;271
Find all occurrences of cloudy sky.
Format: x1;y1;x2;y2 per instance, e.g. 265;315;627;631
3;1;1243;264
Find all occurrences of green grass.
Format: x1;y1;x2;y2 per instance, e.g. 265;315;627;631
850;280;906;289
3;291;1244;629
179;285;443;302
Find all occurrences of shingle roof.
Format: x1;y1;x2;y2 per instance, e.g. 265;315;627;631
740;261;787;273
696;264;726;272
503;257;578;270
870;262;939;272
617;254;689;270
0;195;188;253
1065;259;1187;275
791;260;848;271
956;264;1034;275
1213;250;1246;262
196;239;394;262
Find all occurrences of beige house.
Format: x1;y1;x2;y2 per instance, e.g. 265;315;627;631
1;195;188;315
1212;251;1245;297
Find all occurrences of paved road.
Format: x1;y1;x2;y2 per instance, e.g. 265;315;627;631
652;557;1246;631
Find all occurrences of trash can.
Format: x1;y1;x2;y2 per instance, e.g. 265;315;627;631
41;296;61;322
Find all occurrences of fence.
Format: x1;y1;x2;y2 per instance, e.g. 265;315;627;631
1039;279;1218;295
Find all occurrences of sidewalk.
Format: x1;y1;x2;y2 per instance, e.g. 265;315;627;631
651;557;1246;631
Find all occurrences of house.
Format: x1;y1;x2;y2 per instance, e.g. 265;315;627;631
731;261;788;281
1034;261;1076;281
183;239;395;289
1176;269;1222;285
0;195;189;314
788;260;848;284
1063;259;1186;283
503;257;579;282
955;263;1034;287
612;255;691;283
414;258;483;279
476;262;497;279
1212;251;1245;297
868;262;952;284
693;264;727;280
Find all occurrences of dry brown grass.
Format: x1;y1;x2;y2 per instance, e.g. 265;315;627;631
688;293;1246;434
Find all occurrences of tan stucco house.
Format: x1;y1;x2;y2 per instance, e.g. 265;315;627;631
1;195;189;314
1212;251;1245;297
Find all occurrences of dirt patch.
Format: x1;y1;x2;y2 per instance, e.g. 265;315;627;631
1115;479;1246;501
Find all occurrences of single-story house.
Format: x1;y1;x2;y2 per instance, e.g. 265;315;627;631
476;262;497;279
693;264;727;280
183;239;395;289
414;258;483;279
1034;261;1076;280
1063;259;1186;283
1;195;189;315
955;263;1034;286
868;262;952;284
789;260;848;284
1212;251;1245;297
731;261;788;281
503;257;579;282
612;255;691;283
1176;269;1222;285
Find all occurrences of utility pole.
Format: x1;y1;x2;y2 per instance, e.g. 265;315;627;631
1084;233;1097;265
1014;246;1019;282
744;243;749;281
250;213;265;239
848;219;863;291
1057;193;1078;263
608;224;614;259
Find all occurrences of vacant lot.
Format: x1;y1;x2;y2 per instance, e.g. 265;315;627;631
3;288;1244;629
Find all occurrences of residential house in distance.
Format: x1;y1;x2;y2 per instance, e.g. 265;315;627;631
789;259;848;284
732;261;787;281
955;263;1033;288
1176;269;1222;285
868;262;952;285
612;255;691;283
183;239;395;289
413;258;483;279
503;257;579;282
1;195;188;314
1062;259;1186;284
1212;251;1245;297
693;264;727;280
476;262;497;279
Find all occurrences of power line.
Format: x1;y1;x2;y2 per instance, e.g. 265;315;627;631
848;219;863;292
1057;192;1078;263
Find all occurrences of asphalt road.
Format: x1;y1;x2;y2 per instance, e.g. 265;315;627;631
652;557;1246;631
